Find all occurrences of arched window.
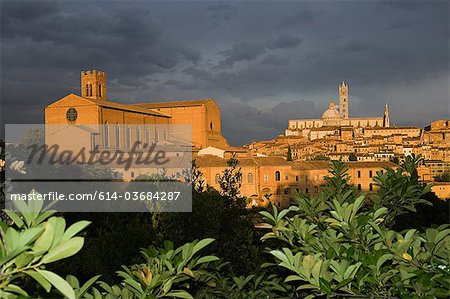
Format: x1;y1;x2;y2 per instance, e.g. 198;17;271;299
357;184;362;190
99;84;102;97
85;84;89;97
215;174;220;184
103;123;109;148
126;126;131;148
247;173;253;183
210;122;213;130
136;127;141;148
115;124;120;148
275;171;281;182
369;183;373;191
89;84;93;96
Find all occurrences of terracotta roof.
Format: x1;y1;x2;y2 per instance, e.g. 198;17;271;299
129;98;213;109
293;160;396;170
194;155;292;168
365;126;419;130
195;155;257;167
309;126;339;131
79;95;171;117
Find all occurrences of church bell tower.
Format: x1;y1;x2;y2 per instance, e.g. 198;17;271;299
339;81;349;119
383;102;390;127
81;70;107;101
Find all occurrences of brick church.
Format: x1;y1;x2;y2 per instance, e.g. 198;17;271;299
44;70;229;150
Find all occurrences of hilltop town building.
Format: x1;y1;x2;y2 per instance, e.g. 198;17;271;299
285;82;390;138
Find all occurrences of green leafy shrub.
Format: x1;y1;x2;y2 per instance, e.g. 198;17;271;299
260;160;450;298
86;238;220;299
0;194;91;299
372;155;432;227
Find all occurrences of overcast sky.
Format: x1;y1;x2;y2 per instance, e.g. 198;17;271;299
1;1;449;145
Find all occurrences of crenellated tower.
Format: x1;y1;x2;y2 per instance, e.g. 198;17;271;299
339;81;349;119
383;102;390;127
81;70;107;101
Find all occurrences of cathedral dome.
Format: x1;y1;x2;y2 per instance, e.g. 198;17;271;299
321;100;341;120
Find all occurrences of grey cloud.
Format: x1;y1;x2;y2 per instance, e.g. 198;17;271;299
277;10;317;28
268;34;302;49
221;100;322;145
260;54;289;66
335;40;371;53
218;34;302;67
206;3;236;22
218;41;267;67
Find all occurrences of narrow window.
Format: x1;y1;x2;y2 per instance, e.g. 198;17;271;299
115;124;120;148
89;84;93;96
369;170;373;178
357;170;361;178
247;173;253;183
136;127;141;148
104;123;109;148
155;128;159;142
357;184;361;190
99;83;102;97
85;84;89;96
275;171;281;182
369;183;373;191
126;126;131;148
144;127;150;146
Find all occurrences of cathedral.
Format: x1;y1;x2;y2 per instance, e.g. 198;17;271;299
285;81;390;138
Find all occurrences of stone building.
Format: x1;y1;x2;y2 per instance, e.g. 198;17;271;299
285;82;390;138
195;154;396;208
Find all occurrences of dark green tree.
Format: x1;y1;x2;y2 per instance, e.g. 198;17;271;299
435;172;450;182
287;145;293;161
312;154;330;161
348;153;358;161
371;154;431;228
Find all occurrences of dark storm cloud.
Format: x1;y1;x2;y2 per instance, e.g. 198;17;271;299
1;1;448;145
206;3;236;21
334;40;371;53
221;100;322;145
277;10;317;28
267;34;303;49
260;54;289;66
217;34;302;67
218;41;267;67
